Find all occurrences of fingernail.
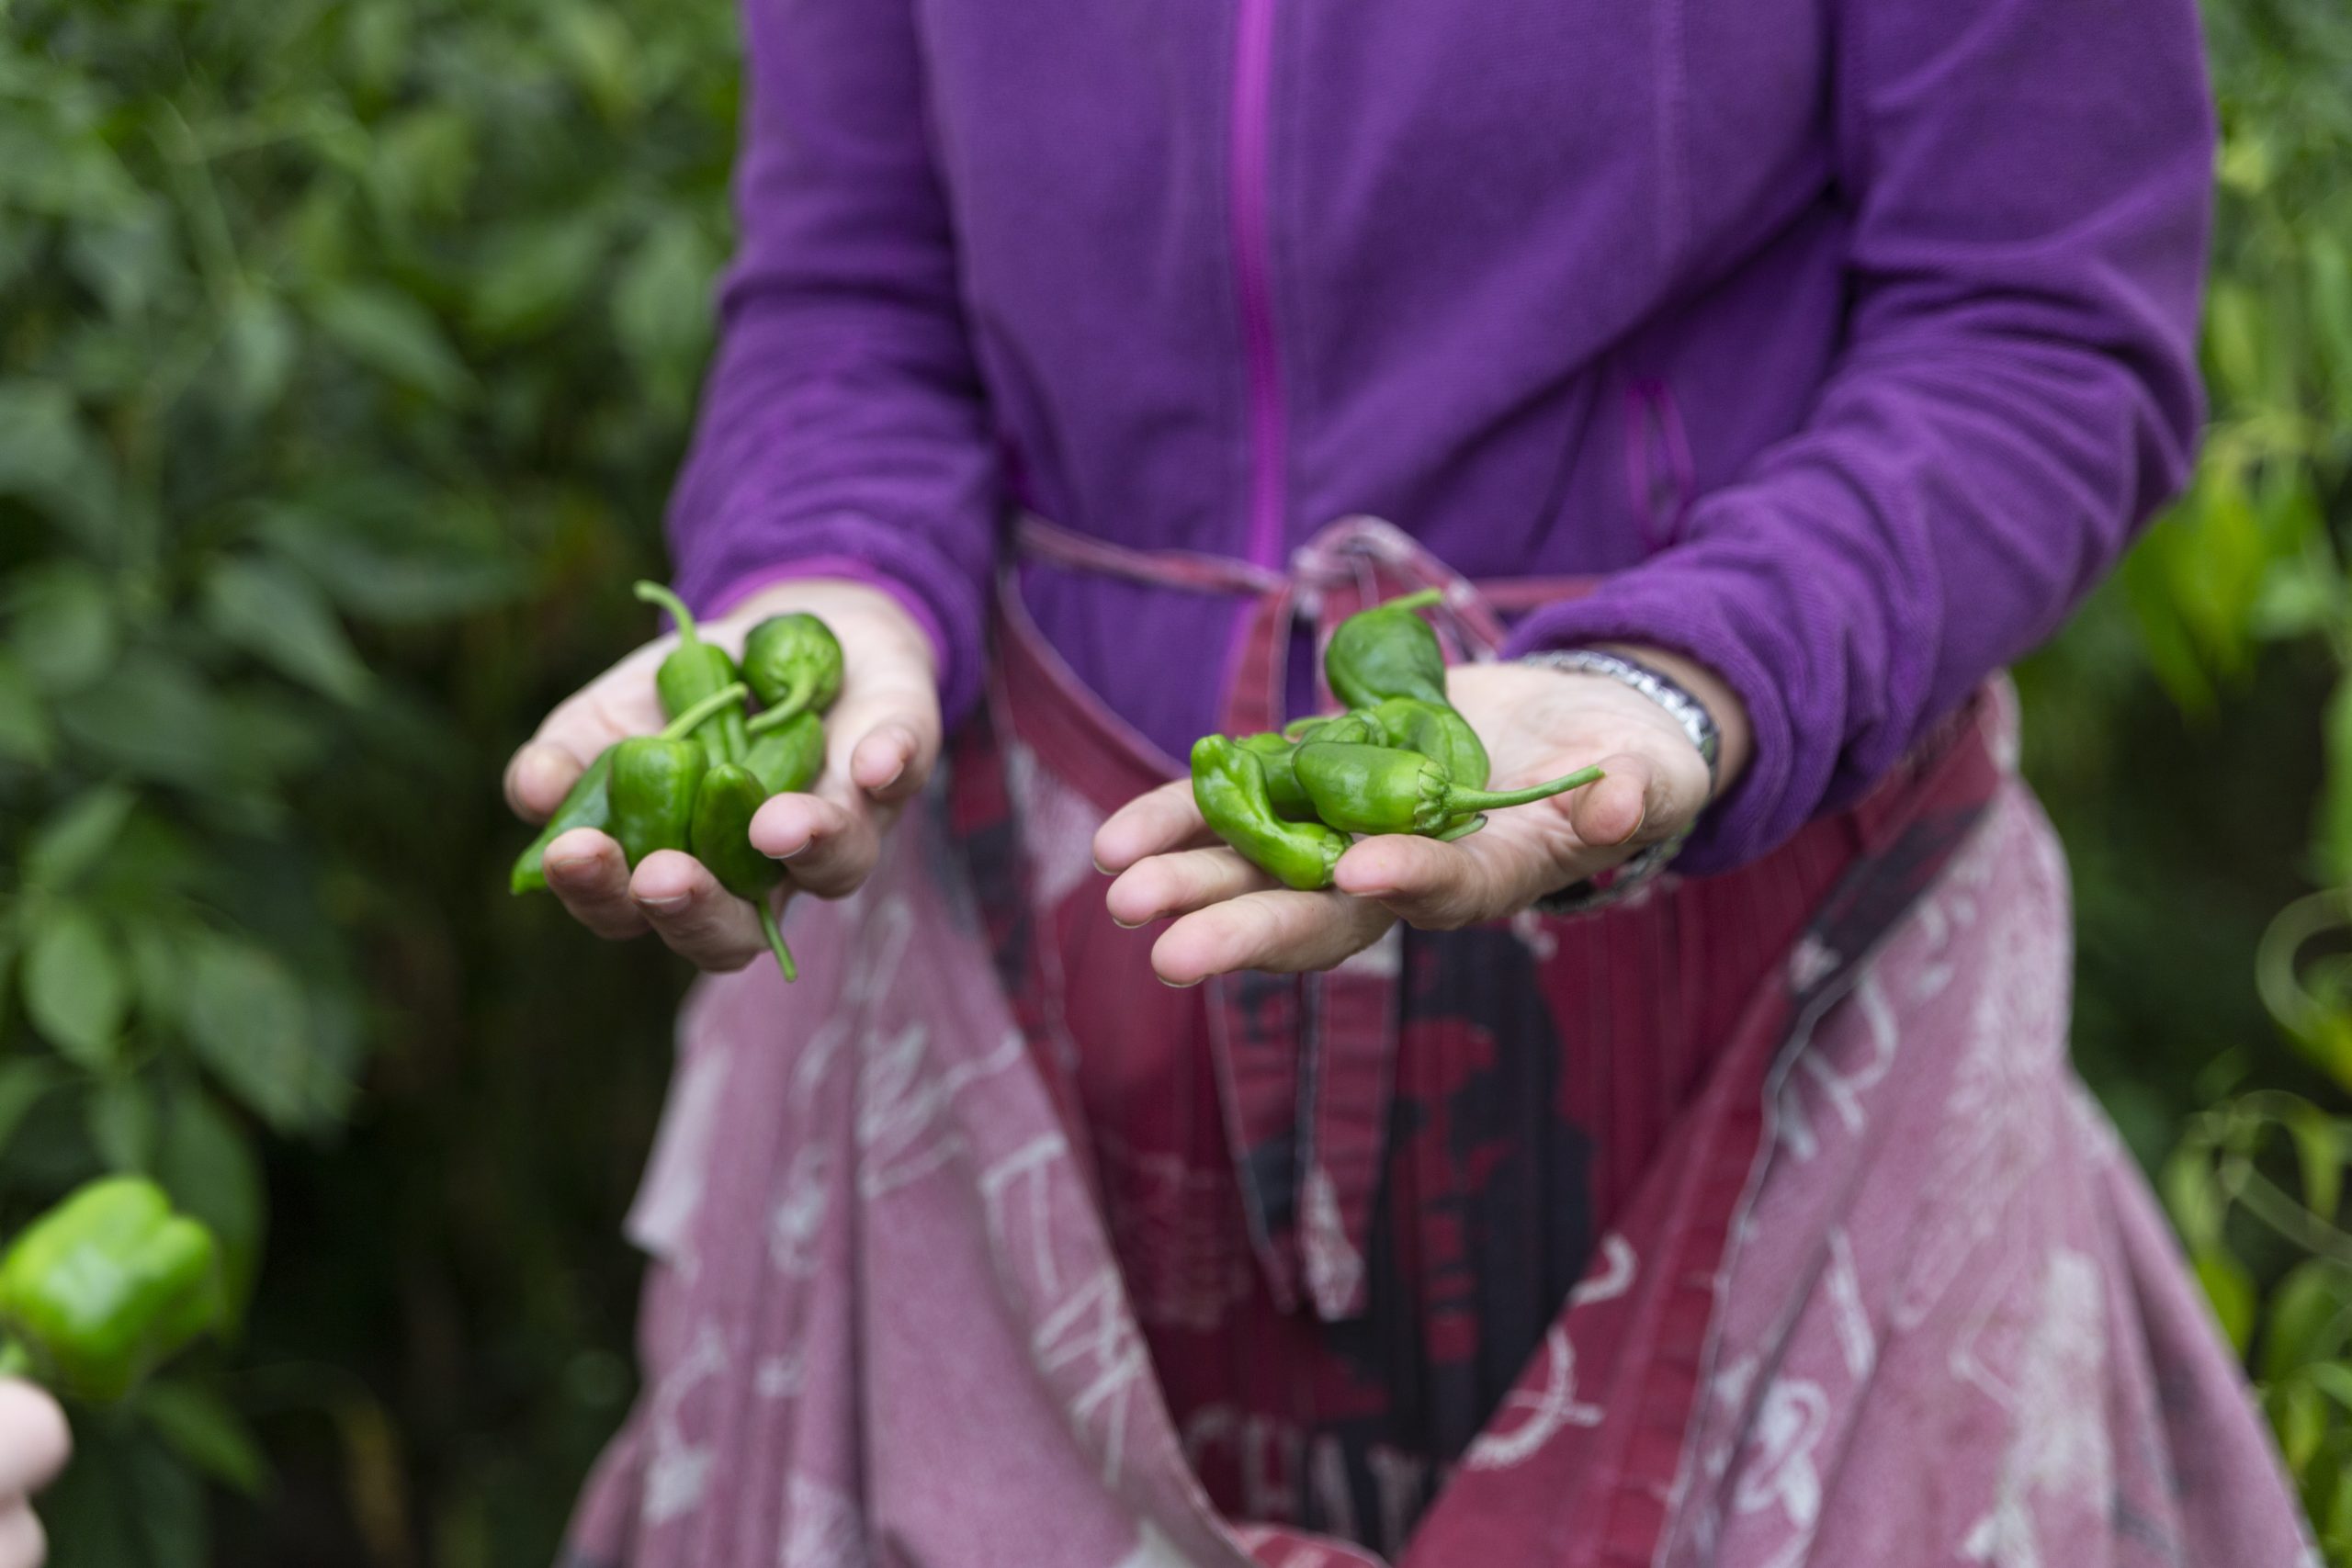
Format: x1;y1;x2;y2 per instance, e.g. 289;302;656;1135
1112;916;1142;931
546;853;591;875
775;839;812;861
874;761;906;793
1159;975;1203;989
639;894;689;913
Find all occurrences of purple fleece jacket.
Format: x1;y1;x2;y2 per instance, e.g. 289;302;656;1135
666;0;2213;872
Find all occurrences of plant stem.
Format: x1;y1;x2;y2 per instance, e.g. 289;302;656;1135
658;682;747;740
758;900;798;984
747;678;818;735
1382;587;1442;613
1446;766;1606;813
634;581;703;642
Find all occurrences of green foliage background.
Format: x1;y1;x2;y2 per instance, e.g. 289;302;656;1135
0;0;2346;1561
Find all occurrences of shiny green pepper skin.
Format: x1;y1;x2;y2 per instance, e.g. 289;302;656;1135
1236;733;1316;820
742;613;844;727
1325;589;1448;710
1293;741;1603;837
510;750;613;894
745;710;825;796
1364;696;1490;793
0;1177;224;1403
1192;736;1350;891
691;761;798;982
608;736;708;864
636;582;749;764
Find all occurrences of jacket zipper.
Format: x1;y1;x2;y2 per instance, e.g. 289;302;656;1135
1229;0;1286;570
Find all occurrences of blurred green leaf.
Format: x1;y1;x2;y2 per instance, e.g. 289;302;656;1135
2325;673;2352;887
0;381;117;547
2278;1378;2328;1474
138;1382;269;1498
471;215;610;341
24;908;126;1069
39;1420;209;1568
57;653;233;791
219;291;299;418
614;214;716;381
25;784;138;892
89;1075;159;1172
2165;1145;2225;1252
308;285;471;402
258;506;524;623
0;652;56;767
0;1061;65;1163
7;562;118;694
2267;1259;2352;1382
65;201;176;320
201;556;372;703
2292;1102;2348;1225
555;7;643;123
183;932;314;1132
154;1087;265;1325
2197;1246;2260;1356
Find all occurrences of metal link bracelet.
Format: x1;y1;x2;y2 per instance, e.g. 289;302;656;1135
1516;648;1722;915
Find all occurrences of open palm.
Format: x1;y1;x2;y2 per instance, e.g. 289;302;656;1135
1092;657;1725;986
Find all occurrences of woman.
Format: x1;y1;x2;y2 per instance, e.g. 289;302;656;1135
513;0;2313;1561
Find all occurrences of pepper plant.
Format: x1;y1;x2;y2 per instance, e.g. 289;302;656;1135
0;0;735;1560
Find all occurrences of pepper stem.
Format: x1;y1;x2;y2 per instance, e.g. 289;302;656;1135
1443;765;1606;814
634;581;703;644
746;676;819;735
758;899;798;984
658;682;749;740
1380;587;1443;614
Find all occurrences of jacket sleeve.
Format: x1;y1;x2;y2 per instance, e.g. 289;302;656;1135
666;0;1001;725
1504;0;2214;872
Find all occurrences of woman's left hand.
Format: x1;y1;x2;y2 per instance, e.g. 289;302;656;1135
1093;648;1750;986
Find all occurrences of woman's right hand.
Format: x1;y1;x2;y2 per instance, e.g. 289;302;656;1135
0;1381;67;1566
503;577;944;971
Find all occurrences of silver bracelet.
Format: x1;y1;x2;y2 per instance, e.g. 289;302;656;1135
1517;649;1721;916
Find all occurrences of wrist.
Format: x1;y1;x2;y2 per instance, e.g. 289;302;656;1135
1587;641;1752;797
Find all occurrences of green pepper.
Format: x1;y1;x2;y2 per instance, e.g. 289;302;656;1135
1293;741;1604;837
1192;735;1351;891
510;751;614;895
635;581;749;764
510;682;747;894
745;709;826;796
0;1177;224;1403
690;761;798;983
1364;696;1490;794
609;736;709;864
742;613;844;731
1325;588;1449;710
1236;733;1316;820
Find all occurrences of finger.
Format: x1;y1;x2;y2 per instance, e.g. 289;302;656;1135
839;674;943;807
1151;890;1396;986
0;1503;42;1568
1106;847;1280;928
505;644;673;819
747;793;879;901
628;852;767;972
504;740;587;823
1332;830;1534;930
1093;780;1213;874
1563;752;1668;849
544;829;652;941
0;1385;68;1496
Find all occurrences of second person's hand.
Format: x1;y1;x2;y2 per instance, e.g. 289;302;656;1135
502;578;942;971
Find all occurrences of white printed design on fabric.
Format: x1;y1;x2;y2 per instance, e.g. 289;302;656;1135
1729;1377;1832;1568
1463;1235;1634;1470
1958;1250;2109;1568
1300;1165;1363;1313
1006;739;1110;913
984;1134;1151;1487
644;1325;728;1526
1893;824;2069;1332
780;1472;870;1568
